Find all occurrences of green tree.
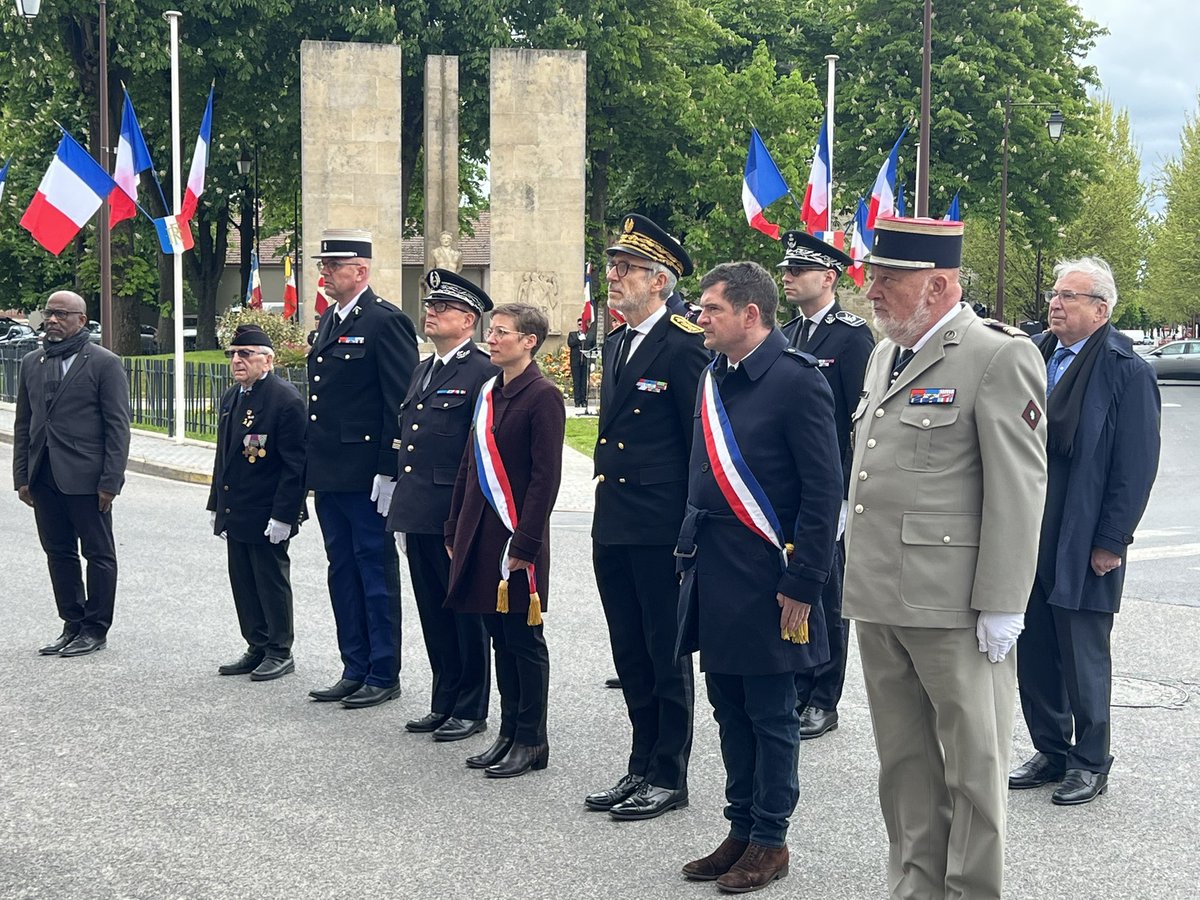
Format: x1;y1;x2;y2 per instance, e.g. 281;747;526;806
1145;104;1200;328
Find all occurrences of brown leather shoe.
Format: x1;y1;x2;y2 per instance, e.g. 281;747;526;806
682;836;749;881
716;843;789;893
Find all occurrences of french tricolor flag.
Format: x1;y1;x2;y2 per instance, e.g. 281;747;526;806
866;127;908;231
741;128;790;240
21;129;118;256
0;157;9;205
110;89;154;228
800;114;831;235
180;87;213;226
847;197;871;288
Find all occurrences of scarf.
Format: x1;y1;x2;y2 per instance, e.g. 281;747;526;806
42;327;92;360
1040;323;1109;458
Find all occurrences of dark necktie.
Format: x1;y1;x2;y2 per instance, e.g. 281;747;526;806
422;358;445;391
890;348;915;385
1046;347;1073;397
799;318;815;350
613;330;631;381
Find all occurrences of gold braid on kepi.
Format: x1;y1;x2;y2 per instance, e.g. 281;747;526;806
605;213;694;278
615;233;685;275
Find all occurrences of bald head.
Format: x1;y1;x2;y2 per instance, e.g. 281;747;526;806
42;291;89;342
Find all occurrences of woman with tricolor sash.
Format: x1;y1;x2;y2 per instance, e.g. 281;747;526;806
444;302;565;778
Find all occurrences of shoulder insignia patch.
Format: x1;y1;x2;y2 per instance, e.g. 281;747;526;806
980;318;1029;339
835;310;867;327
783;347;819;366
671;314;704;334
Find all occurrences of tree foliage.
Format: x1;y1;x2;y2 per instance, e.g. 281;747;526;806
1145;103;1200;328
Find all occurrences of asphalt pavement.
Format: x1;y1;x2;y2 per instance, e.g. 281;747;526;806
0;388;1198;899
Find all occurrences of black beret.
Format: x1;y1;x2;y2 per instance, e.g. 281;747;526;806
230;325;272;348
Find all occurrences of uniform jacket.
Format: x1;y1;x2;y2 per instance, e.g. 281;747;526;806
207;372;308;544
782;303;875;491
444;362;566;616
844;305;1048;628
567;327;596;368
593;312;709;545
13;343;130;496
675;329;844;675
386;344;497;535
305;287;418;492
1032;328;1160;613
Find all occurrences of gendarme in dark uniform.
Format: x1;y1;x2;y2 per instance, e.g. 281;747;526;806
778;230;875;739
306;229;419;708
586;214;710;821
387;269;497;742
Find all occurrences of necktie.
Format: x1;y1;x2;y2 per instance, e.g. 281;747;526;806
1046;347;1073;396
613;330;631;381
798;318;815;350
890;348;915;385
422;358;444;391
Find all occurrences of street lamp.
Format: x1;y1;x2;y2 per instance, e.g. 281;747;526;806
13;1;42;16
996;89;1065;322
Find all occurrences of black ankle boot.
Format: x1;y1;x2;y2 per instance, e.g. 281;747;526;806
484;742;549;778
466;735;514;769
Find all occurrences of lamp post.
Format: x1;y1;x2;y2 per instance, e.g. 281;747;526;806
237;147;255;304
17;0;113;349
996;89;1065;322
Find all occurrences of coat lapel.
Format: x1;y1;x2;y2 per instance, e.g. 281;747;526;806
45;347;90;414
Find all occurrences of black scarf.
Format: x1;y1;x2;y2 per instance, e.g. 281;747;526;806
1040;322;1109;458
42;327;92;360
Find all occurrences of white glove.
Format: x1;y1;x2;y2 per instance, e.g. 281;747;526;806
264;518;291;544
371;474;396;517
395;532;407;556
836;500;848;541
976;611;1024;663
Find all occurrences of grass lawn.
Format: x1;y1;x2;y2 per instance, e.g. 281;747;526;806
564;416;598;458
129;350;228;364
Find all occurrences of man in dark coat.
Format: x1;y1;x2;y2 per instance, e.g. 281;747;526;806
207;326;307;681
676;261;842;892
778;230;875;739
387;269;496;742
566;316;595;408
14;290;130;657
1010;256;1160;806
585;214;710;822
305;229;419;708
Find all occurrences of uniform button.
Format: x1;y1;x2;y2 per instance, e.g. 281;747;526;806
344;353;351;359
364;435;371;441
316;356;323;363
404;465;412;473
417;403;424;410
412;424;419;431
598;474;606;482
223;484;229;491
599;438;607;445
922;418;931;428
443;402;449;408
943;535;951;544
874;408;884;418
313;375;320;382
866;438;877;449
701;462;710;473
633;408;641;415
617;442;625;450
311;394;318;401
310;414;317;421
618;477;626;483
224;508;231;514
858;471;868;481
407;444;414;452
854;504;864;514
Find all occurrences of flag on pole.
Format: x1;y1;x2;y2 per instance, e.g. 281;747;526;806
866;127;908;231
741;128;790;240
110;89;155;227
21;129;118;256
245;249;263;309
814;230;845;250
847;197;871;288
580;261;595;332
943;191;961;222
314;273;330;315
180;87;213;225
282;255;298;320
0;157;9;205
800;115;831;235
153;215;188;254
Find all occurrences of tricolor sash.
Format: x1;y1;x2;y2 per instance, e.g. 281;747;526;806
471;375;542;624
699;364;788;570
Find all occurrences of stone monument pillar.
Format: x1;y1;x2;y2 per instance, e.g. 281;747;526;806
299;41;404;311
425;56;460;275
489;49;587;341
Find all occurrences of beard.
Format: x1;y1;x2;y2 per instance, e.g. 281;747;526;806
873;282;936;348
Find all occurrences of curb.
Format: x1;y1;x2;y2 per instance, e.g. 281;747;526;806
0;428;212;487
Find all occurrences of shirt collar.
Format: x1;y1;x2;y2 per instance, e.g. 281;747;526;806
336;288;369;320
907;303;966;353
435;337;475;365
803;297;836;327
630;302;669;336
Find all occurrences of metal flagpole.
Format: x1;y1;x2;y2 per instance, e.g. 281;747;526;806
165;10;185;443
825;54;838;233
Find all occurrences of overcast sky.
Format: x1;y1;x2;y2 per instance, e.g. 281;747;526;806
1076;0;1198;197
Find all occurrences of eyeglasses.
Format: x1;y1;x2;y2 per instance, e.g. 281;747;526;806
41;308;83;319
316;259;362;272
605;260;655;279
1043;289;1106;304
783;266;822;278
484;326;528;339
424;299;472;314
223;348;267;359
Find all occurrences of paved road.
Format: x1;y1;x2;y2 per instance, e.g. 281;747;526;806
1;389;1198;899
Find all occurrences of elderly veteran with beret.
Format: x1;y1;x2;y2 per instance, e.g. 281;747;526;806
388;270;497;743
208;325;307;681
306;229;419;709
843;217;1048;900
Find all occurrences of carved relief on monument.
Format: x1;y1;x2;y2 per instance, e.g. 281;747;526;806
431;230;463;272
516;270;562;335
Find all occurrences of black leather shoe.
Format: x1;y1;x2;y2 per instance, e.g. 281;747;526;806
433;717;487;742
609;782;689;820
406;712;449;733
466;736;514;769
38;630;78;656
250;656;295;681
308;679;364;702
584;773;646;811
1009;752;1066;790
1052;769;1108;805
485;742;549;778
218;651;265;676
340;682;401;709
605;676;622;689
799;707;839;740
59;634;106;657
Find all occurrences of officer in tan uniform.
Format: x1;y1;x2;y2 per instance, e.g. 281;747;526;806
843;217;1048;900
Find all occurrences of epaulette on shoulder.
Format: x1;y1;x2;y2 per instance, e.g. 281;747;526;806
979;318;1029;339
671;314;704;334
783;347;819;366
835;310;867;327
375;296;401;313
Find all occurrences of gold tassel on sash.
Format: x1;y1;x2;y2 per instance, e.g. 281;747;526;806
778;544;809;643
527;591;543;626
496;579;509;613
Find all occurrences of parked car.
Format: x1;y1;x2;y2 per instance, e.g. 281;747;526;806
85;320;103;344
183;315;197;350
1145;340;1200;381
140;325;158;355
0;323;34;344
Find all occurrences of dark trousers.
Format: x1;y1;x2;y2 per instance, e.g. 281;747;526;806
29;459;117;638
795;540;848;711
483;612;549;746
594;542;694;790
570;360;587;406
1018;583;1115;774
406;532;490;719
227;537;294;659
706;671;801;848
314;490;401;687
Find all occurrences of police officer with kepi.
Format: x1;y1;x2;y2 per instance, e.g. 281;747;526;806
306;228;419;708
778;231;875;740
586;214;709;821
388;269;497;742
208;325;307;681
